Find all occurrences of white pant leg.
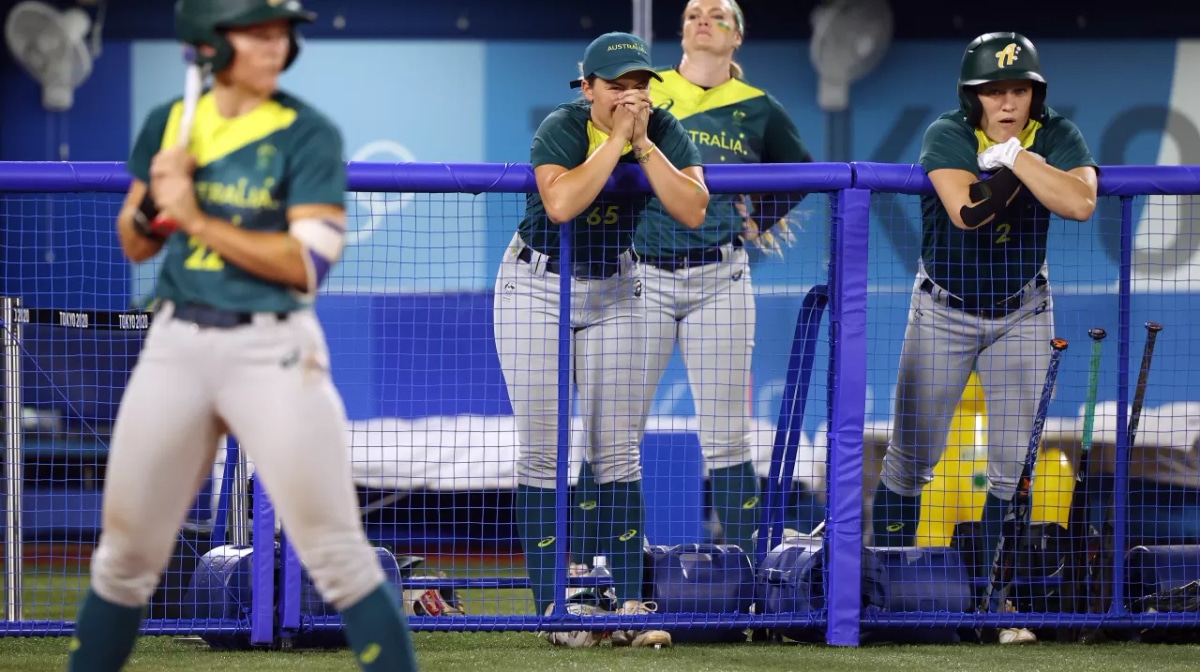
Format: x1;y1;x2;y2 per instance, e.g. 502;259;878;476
880;281;981;497
977;286;1055;499
214;311;383;611
573;266;647;484
676;247;756;468
493;240;565;489
91;310;223;607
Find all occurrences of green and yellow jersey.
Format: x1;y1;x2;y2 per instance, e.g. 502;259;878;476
918;105;1097;302
518;98;701;264
128;90;345;313
635;67;812;257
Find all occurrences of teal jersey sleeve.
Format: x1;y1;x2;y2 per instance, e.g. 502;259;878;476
762;94;813;164
919;117;978;173
285;114;347;208
1041;118;1098;173
127;101;176;182
530;106;588;169
649;108;702;169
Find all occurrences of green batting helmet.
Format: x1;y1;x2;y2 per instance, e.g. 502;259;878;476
957;32;1047;127
175;0;316;74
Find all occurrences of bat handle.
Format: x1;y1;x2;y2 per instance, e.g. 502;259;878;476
177;64;205;149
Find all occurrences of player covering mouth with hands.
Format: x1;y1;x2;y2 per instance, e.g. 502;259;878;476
493;31;706;648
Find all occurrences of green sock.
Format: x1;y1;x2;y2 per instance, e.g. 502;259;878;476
710;462;762;554
67;589;144;672
598;480;646;604
872;480;922;546
979;492;1009;585
515;484;560;614
339;583;418;671
571;460;601;567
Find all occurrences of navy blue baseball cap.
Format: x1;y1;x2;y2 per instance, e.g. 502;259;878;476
570;32;663;88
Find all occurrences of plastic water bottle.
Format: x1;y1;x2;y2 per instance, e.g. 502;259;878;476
590;555;613;584
567;555;616;611
589;555;617;611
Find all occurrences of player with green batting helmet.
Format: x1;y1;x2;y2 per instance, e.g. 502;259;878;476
957;31;1047;127
66;0;423;669
175;0;315;73
872;30;1100;646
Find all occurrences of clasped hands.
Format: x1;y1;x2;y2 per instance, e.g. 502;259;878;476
610;90;653;150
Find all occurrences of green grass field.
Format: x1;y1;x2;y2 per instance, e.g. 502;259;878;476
5;557;1200;671
3;635;1200;672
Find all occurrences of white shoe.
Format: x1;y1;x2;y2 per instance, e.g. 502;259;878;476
998;600;1037;644
610;600;672;648
998;627;1037;644
537;602;609;648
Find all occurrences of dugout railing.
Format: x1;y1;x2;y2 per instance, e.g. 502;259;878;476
0;161;1197;646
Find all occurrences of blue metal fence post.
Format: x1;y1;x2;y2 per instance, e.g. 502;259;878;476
1111;195;1135;616
251;473;277;646
552;221;574;617
825;187;870;646
279;534;302;638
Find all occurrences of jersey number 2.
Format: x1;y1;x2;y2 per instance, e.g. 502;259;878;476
586;205;619;226
994;222;1012;245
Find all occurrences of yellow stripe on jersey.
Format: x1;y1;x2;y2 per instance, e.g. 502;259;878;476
650;68;765;121
975;119;1042;155
161;93;298;167
585;121;633;158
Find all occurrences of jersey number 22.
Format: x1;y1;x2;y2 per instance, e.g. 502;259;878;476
184;214;240;270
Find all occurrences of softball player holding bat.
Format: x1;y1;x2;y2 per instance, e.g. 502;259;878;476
870;32;1098;643
67;2;417;670
493;31;706;648
571;0;813;563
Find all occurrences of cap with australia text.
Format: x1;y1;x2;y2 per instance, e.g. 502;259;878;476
570;32;663;88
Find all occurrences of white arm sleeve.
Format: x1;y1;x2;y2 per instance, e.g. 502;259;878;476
289;217;346;294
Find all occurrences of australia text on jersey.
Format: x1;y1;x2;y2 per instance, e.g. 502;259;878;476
195;176;280;211
687;129;749;158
